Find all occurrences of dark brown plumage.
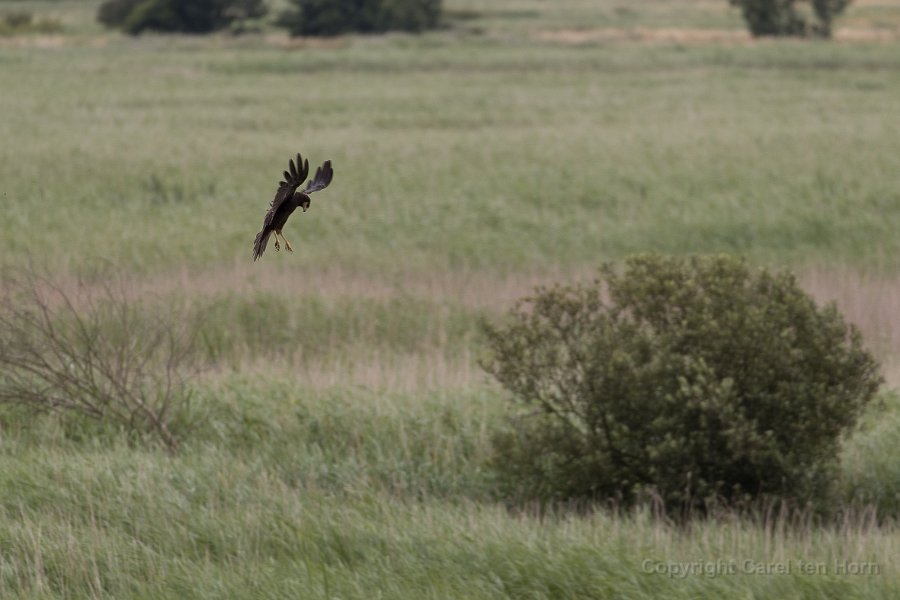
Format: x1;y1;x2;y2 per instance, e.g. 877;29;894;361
253;152;334;261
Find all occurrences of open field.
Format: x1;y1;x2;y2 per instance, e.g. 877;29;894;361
1;0;900;597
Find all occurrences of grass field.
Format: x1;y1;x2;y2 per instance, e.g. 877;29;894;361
1;0;900;597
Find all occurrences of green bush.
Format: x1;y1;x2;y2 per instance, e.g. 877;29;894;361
97;0;266;34
97;0;141;29
0;11;63;35
481;254;882;515
729;0;853;37
278;0;442;37
811;0;854;36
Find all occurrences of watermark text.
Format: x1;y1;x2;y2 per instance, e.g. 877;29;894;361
641;559;882;578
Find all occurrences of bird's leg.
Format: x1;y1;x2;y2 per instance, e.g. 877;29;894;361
273;231;281;252
282;236;294;253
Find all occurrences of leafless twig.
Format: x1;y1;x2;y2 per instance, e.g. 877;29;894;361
0;267;200;451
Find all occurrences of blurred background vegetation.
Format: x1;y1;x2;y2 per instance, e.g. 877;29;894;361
1;0;899;597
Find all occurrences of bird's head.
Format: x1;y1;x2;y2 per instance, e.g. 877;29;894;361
300;194;311;212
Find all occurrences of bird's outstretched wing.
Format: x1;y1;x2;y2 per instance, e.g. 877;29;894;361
262;153;309;229
302;160;333;194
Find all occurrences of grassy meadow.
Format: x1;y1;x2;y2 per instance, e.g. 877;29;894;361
1;0;900;597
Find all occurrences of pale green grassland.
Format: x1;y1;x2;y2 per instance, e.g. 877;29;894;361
1;0;900;597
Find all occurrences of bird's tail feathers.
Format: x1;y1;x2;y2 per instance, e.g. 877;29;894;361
252;230;270;261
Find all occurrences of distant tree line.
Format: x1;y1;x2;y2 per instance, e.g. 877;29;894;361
278;0;442;37
97;0;443;36
729;0;853;37
98;0;266;34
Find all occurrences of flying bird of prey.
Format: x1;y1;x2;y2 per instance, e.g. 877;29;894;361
252;152;334;261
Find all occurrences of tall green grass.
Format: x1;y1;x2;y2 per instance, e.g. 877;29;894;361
840;391;900;517
194;292;478;364
1;379;897;598
2;0;900;597
2;24;900;273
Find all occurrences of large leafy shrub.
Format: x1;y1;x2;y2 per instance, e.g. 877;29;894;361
482;254;881;514
278;0;442;37
97;0;266;34
729;0;853;37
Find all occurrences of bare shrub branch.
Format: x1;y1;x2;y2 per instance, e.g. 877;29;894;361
0;267;201;451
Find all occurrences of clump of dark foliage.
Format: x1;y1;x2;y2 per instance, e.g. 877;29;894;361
278;0;442;37
97;0;266;34
729;0;853;37
482;254;881;516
